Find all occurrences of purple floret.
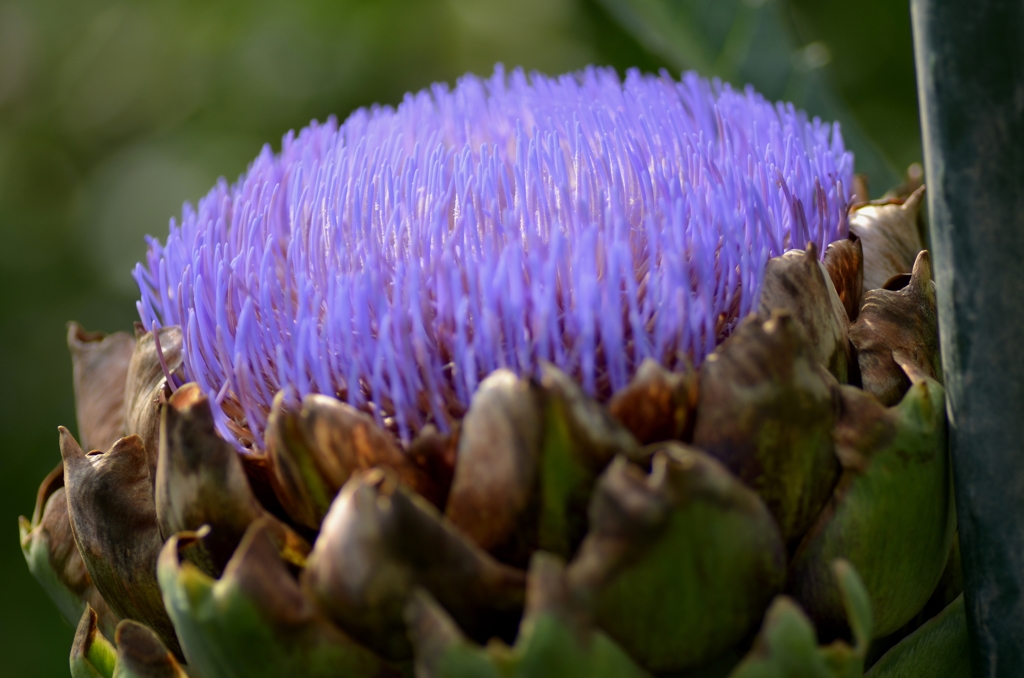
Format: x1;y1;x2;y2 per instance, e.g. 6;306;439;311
135;66;853;450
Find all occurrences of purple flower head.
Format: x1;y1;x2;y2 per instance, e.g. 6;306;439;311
135;66;853;450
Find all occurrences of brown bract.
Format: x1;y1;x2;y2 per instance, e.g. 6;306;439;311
266;391;438;531
124;324;184;479
445;370;543;562
60;428;182;658
301;467;526;661
18;463;118;639
850;250;941;406
68;323;135;453
156;383;310;576
823;237;865;323
693;312;841;545
608;358;698;445
849;185;926;292
114;619;188;678
758;242;851;382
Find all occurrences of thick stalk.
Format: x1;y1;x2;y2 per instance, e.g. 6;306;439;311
911;1;1024;675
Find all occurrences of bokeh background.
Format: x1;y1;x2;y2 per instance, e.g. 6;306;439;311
0;0;920;675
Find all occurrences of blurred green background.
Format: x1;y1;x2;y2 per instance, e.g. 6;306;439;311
0;0;920;675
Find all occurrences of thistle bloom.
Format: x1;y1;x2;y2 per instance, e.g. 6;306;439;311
134;65;852;448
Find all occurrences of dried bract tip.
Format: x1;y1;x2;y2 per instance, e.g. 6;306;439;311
849;185;926;291
67;323;135;453
693;312;841;544
758;242;851;382
60;428;182;659
157;383;309;576
608;358;698;445
266;391;436;531
823;237;865;322
113;620;188;678
850;250;941;406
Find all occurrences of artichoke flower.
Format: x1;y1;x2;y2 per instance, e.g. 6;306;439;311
21;66;966;677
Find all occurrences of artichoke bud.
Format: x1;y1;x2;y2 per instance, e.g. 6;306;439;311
729;560;871;678
68;323;135;454
823;237;865;323
111;620;188;678
693;311;841;545
59;427;183;659
157;521;401;678
404;553;652;678
265;391;436;532
848;185;926;292
71;606;118;678
607;358;698;445
566;446;787;674
156;383;310;576
788;375;955;639
866;595;969;678
20;462;117;640
758;242;851;382
124;324;184;479
301;467;526;660
850;250;942;406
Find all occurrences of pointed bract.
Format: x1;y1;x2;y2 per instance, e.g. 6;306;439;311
823;238;865;323
156;383;309;576
302;468;526;660
60;428;182;658
266;392;437;531
849;186;926;292
567;447;786;673
758;243;851;382
850;251;942;406
19;463;118;639
788;376;955;638
112;620;188;678
71;606;117;678
158;521;401;678
693;312;841;544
